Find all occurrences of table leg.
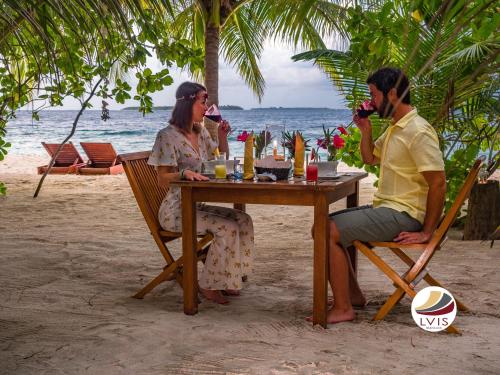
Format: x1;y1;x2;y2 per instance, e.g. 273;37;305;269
346;180;360;208
181;187;198;315
313;193;329;328
233;203;246;212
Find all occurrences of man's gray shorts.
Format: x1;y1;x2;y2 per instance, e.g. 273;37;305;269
329;205;422;249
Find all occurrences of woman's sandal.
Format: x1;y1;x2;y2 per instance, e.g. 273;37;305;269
200;288;229;305
222;289;241;296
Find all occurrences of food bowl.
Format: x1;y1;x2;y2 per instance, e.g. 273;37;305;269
254;166;291;180
254;156;291;180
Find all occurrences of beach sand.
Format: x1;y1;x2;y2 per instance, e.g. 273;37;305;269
1;154;499;374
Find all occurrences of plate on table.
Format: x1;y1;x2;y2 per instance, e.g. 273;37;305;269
318;171;341;180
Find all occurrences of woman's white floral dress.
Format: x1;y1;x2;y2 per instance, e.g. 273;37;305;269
148;124;254;290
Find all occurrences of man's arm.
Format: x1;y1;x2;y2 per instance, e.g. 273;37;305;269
394;170;446;244
353;114;379;166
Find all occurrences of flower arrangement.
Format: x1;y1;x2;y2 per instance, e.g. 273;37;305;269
254;130;272;159
236;130;272;159
282;130;310;159
314;125;348;162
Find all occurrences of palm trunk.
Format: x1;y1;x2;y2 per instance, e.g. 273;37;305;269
204;22;220;106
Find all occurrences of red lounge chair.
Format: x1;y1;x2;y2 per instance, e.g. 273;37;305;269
79;142;124;175
37;142;87;174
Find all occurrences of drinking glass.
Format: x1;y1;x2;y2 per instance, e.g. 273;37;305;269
306;164;318;182
214;153;227;179
205;104;222;123
264;124;286;160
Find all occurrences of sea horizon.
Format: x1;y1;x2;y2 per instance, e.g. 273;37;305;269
6;108;353;158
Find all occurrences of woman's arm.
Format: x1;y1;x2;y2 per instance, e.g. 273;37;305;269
157;166;209;188
218;120;231;159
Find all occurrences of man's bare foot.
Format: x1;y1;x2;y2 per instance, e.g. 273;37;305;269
222;289;240;296
327;295;367;308
200;288;229;304
326;306;355;324
305;307;355;323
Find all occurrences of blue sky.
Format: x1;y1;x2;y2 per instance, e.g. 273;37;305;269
60;41;346;110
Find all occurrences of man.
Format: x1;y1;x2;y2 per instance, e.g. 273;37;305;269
322;67;446;324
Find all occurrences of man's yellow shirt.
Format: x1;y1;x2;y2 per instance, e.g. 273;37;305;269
372;109;445;224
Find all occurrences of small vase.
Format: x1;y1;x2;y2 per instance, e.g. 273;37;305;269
311;160;338;177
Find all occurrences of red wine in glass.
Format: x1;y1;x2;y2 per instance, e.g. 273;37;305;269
357;100;376;118
205;104;222;123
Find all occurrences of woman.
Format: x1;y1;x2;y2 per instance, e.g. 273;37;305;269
148;82;254;304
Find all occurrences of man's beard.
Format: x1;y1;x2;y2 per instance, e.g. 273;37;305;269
377;95;394;118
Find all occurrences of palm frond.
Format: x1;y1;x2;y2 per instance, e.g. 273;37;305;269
220;4;267;100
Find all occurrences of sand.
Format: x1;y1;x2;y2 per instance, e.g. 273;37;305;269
1;154;499;374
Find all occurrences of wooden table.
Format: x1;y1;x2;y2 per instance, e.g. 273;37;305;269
170;172;368;328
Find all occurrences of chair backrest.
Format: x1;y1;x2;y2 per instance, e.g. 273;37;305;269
80;142;119;168
118;151;171;236
433;159;483;245
42;142;85;166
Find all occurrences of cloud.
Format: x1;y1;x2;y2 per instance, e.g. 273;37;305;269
51;41;345;110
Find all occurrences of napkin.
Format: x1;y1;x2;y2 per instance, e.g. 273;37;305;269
294;132;305;176
243;133;254;180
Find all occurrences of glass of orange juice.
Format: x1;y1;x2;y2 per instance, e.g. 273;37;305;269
214;153;227;179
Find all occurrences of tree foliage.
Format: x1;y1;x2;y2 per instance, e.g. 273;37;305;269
0;0;203;194
167;0;349;104
293;0;500;209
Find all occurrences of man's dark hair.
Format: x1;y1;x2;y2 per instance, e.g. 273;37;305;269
366;67;411;104
169;81;207;134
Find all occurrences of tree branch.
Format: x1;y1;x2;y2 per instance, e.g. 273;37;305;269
33;76;104;198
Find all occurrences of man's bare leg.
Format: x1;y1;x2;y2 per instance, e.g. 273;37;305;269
315;223;365;307
327;228;355;323
345;247;366;307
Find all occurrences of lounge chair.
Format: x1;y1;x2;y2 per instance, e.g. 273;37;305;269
117;151;213;299
79;142;124;175
37;142;87;174
353;159;482;334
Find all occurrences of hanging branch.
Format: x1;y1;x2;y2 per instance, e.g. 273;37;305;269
33;75;104;198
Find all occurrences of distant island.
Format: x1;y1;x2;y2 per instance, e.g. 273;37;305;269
122;105;244;110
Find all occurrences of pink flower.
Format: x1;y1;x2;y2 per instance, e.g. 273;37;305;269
338;126;348;135
237;130;249;142
333;134;345;149
317;138;327;149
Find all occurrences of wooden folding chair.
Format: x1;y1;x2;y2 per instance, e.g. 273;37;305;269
79;142;124;175
354;159;482;334
118;151;213;299
37;142;87;174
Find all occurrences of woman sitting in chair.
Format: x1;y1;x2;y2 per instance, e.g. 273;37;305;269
148;81;254;304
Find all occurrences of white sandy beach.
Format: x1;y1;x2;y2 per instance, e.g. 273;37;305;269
1;154;499;374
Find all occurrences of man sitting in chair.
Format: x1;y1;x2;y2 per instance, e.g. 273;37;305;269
314;67;446;324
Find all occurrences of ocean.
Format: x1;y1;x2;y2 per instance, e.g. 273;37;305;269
5;108;352;158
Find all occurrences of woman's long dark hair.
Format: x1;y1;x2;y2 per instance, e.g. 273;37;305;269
169;81;206;134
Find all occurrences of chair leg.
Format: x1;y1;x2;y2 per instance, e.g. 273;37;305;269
356;242;416;296
445;325;461;335
133;262;178;299
374;287;406;321
390;248;469;312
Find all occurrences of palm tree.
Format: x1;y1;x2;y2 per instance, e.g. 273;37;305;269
169;0;349;106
